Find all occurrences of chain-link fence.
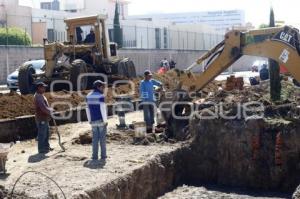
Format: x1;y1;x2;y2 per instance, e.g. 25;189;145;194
0;14;224;50
107;24;224;50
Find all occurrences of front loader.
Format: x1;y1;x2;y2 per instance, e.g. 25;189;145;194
18;15;136;94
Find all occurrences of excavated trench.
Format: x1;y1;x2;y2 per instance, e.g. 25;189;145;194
70;117;299;199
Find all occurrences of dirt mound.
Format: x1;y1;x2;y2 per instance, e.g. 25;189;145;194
0;76;145;119
0;91;85;119
72;128;177;146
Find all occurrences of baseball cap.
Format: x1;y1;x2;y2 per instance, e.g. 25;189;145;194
144;70;153;76
93;80;107;88
36;81;48;87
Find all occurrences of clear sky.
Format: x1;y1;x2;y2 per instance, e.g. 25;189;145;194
19;0;300;27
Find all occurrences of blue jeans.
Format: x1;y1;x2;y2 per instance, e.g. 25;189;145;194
143;104;155;128
91;123;107;160
37;121;50;153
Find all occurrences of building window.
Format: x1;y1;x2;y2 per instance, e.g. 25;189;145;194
163;28;168;49
155;28;161;49
41;2;52;10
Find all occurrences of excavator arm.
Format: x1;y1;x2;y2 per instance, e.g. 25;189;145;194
178;26;300;91
161;26;300;140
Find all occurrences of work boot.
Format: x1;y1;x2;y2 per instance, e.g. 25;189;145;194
48;147;54;151
146;127;153;134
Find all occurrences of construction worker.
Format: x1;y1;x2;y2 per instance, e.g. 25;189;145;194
259;64;269;81
86;80;108;160
76;27;83;43
84;28;95;43
140;70;162;133
170;59;176;69
160;58;170;70
34;82;53;154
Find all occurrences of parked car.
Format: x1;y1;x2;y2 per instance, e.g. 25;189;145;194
7;60;45;91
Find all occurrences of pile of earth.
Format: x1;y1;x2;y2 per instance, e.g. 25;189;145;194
0;72;224;120
72;126;177;146
0;78;142;120
0;91;84;119
193;80;300;119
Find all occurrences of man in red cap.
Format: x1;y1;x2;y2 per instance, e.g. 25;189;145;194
34;82;53;154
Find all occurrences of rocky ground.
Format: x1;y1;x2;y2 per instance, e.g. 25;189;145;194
159;185;290;199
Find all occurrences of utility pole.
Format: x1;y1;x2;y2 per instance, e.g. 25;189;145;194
5;12;9;83
269;7;281;101
5;12;8;46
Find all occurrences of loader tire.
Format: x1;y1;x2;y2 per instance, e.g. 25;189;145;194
117;61;126;77
70;59;87;91
18;64;36;95
126;60;136;78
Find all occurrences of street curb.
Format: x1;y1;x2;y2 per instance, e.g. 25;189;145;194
0;85;8;91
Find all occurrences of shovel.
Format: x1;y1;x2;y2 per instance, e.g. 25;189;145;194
52;119;66;152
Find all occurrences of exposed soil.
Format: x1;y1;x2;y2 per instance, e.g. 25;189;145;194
0;71;223;120
72;128;176;146
0;91;84;120
159;185;289;199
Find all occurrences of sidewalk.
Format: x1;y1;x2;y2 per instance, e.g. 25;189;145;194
0;85;7;91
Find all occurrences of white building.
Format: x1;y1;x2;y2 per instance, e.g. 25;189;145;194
130;10;246;33
77;0;129;20
3;0;223;49
0;0;32;34
109;18;223;50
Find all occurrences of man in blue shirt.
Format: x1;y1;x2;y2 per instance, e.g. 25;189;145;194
260;64;269;81
86;80;108;160
140;70;162;133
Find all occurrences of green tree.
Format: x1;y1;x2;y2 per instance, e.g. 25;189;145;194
259;24;269;29
0;27;31;45
268;7;281;101
113;2;123;48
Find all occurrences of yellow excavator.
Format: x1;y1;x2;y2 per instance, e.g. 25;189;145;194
161;25;300;139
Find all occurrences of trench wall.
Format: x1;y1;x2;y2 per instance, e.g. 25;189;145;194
184;118;300;193
73;148;188;199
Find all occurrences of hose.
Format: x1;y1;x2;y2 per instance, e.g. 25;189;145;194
10;170;66;199
52;118;66;152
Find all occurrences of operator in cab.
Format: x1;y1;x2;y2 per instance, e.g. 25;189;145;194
259;64;269;81
84;28;96;43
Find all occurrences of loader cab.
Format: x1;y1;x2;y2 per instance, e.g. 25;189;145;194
64;15;110;59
